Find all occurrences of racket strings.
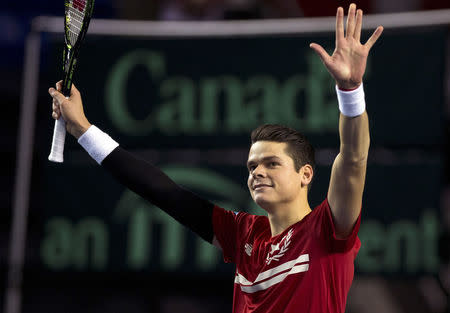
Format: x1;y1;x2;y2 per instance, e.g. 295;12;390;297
66;1;86;45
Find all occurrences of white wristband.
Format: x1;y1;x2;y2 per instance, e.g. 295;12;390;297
336;83;366;117
78;125;119;164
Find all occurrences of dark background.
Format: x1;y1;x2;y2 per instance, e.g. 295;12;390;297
1;1;450;313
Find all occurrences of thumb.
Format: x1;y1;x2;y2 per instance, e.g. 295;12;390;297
48;87;67;106
309;43;331;66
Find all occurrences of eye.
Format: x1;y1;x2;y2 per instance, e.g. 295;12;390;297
269;162;279;167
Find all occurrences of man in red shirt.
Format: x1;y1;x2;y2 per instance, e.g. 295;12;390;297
49;3;383;312
211;4;383;312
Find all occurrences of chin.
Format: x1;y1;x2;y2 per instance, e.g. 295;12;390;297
254;196;277;213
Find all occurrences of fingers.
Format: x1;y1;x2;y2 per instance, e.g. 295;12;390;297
49;82;83;121
54;81;80;99
354;9;363;42
345;3;357;38
49;85;66;120
56;80;63;91
52;97;61;119
49;87;66;104
365;26;384;50
309;43;331;66
335;7;344;42
52;98;60;111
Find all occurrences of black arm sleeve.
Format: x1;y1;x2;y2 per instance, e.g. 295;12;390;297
101;146;215;243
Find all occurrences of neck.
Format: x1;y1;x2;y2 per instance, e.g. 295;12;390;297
267;196;311;237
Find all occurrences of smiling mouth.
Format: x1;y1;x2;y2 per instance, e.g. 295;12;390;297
253;185;272;190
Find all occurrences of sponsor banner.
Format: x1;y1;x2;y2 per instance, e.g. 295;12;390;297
31;28;445;279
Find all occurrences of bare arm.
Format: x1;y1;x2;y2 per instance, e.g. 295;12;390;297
310;3;383;237
328;112;369;237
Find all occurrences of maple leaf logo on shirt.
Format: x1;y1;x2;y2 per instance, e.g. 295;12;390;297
270;243;281;254
266;228;293;265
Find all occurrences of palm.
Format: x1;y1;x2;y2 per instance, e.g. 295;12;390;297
310;4;383;89
328;40;368;88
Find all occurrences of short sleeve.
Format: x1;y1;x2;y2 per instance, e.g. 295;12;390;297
212;205;260;264
314;198;361;253
212;205;240;263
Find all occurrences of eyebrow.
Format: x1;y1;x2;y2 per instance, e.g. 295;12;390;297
247;156;282;168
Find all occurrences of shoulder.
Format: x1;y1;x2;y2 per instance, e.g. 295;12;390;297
212;205;270;263
310;198;336;223
310;198;362;253
236;211;270;237
313;198;330;212
302;199;329;226
213;205;269;232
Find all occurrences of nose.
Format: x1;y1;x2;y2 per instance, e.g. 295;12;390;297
252;165;266;178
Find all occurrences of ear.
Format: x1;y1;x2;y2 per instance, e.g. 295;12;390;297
300;164;314;188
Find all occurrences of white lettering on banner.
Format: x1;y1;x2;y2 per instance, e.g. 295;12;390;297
235;253;310;293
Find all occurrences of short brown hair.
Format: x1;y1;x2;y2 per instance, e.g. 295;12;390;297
250;124;315;188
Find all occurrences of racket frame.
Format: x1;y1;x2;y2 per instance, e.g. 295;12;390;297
48;0;94;163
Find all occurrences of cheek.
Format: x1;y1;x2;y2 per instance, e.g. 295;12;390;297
248;180;255;199
277;175;296;192
284;177;301;193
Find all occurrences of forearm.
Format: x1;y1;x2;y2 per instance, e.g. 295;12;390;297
78;126;215;243
102;147;215;244
327;91;369;236
339;111;370;163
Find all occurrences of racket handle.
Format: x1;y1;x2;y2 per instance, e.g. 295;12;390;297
48;117;67;163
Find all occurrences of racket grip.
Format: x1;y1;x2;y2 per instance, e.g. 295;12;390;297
48;118;67;163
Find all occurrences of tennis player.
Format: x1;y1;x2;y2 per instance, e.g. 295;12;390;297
49;4;382;312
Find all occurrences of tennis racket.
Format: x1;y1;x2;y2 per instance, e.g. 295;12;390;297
48;0;95;163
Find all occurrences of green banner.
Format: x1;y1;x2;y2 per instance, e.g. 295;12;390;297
32;27;446;279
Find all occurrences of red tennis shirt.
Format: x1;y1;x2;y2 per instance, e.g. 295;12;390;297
212;198;361;313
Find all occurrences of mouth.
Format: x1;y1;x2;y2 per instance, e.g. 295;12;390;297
253;184;272;190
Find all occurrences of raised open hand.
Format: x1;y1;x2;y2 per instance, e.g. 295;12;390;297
310;3;383;90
